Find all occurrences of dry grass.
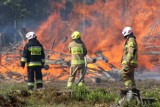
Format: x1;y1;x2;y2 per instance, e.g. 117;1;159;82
0;79;160;107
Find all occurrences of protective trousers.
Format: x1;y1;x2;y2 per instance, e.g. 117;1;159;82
120;64;136;89
67;66;85;88
27;68;43;90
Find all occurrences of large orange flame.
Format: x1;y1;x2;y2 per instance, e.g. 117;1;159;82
0;0;160;80
36;0;160;70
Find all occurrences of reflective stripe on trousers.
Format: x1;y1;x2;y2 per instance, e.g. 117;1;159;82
36;80;43;84
27;62;42;66
21;57;27;62
71;60;85;65
28;82;34;86
122;60;138;65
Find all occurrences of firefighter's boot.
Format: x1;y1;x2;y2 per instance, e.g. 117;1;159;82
36;83;43;89
126;90;134;101
78;82;85;87
28;86;34;90
67;82;73;88
28;83;34;90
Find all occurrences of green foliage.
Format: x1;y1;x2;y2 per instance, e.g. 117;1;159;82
0;0;27;19
143;88;160;99
71;86;116;103
1;81;160;107
151;102;160;107
0;0;51;25
0;81;27;96
71;85;89;101
86;88;115;102
123;101;139;107
1;0;21;6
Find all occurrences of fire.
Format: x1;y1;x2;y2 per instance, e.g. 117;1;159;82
1;0;160;80
36;0;160;71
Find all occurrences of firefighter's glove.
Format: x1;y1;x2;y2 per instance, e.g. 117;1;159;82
66;61;71;66
21;62;25;69
104;59;108;63
92;58;97;63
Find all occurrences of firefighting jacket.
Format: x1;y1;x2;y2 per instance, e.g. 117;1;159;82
21;38;45;68
68;39;87;67
121;36;138;67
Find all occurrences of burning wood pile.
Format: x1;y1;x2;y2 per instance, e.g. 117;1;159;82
0;71;24;81
1;39;160;82
0;36;121;83
1;23;160;82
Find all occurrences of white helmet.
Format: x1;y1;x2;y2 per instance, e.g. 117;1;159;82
122;27;133;36
26;31;36;40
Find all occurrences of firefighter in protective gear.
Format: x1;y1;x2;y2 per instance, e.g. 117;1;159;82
67;31;87;88
120;27;138;89
21;31;45;90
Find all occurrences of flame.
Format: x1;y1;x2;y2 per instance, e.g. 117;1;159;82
37;0;160;70
1;0;160;80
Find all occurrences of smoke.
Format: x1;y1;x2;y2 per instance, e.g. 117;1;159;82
77;0;95;5
60;1;74;21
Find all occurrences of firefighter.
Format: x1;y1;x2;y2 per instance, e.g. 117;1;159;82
120;26;138;90
67;31;87;88
21;31;45;90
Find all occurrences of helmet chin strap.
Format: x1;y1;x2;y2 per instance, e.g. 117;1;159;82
124;33;134;39
124;35;131;39
124;36;127;39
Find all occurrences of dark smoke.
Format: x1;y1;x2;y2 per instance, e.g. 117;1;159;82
0;0;52;46
77;0;95;5
78;19;92;31
101;0;107;3
60;1;74;21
